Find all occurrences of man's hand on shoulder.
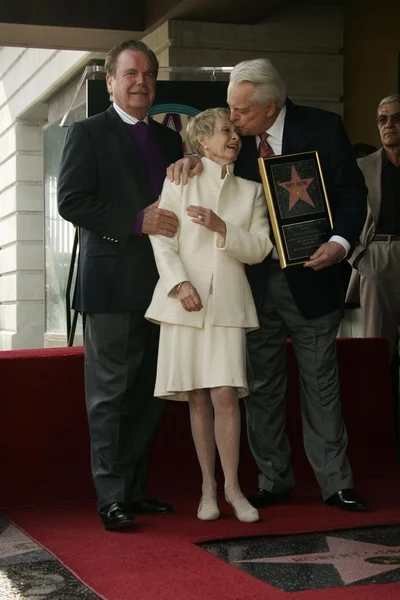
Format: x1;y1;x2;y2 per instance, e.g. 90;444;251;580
142;199;178;237
304;241;346;271
167;156;203;185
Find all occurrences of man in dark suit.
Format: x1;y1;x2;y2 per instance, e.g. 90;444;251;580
168;58;368;511
227;58;368;511
58;40;183;530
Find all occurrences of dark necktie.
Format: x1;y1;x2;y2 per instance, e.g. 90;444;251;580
127;121;167;198
258;132;275;158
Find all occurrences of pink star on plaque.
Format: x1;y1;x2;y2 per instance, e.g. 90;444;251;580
279;165;315;210
239;536;400;585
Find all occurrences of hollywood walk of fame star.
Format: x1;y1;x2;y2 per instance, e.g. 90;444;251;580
279;165;315;210
238;536;400;585
0;524;38;559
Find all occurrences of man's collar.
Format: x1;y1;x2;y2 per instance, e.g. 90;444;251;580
113;102;149;125
266;104;286;141
382;149;400;168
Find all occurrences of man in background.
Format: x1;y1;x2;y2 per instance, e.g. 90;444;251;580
347;94;400;449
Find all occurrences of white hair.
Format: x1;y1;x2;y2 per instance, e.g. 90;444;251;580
186;107;230;156
228;58;287;109
378;94;400;112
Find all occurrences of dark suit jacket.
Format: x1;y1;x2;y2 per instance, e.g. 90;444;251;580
57;106;183;313
234;99;367;320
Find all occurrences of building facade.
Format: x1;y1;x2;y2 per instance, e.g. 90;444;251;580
0;1;397;348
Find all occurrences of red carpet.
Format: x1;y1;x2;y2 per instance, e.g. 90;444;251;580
2;338;400;599
4;486;400;600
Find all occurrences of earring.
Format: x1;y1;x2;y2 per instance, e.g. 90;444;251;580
204;145;208;149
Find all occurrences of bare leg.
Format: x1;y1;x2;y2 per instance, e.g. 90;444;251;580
210;386;242;502
189;389;217;500
211;386;259;522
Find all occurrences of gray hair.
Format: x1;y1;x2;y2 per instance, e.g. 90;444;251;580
228;58;287;109
378;94;400;112
186;107;231;156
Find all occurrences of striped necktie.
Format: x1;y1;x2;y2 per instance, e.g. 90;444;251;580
258;132;275;158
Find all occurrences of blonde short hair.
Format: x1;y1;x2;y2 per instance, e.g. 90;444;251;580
186;107;231;156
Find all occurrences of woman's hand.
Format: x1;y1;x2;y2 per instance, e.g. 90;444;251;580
167;156;203;185
186;205;227;242
176;281;203;312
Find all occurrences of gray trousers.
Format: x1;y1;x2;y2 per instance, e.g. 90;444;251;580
84;312;165;509
358;239;400;360
245;265;353;500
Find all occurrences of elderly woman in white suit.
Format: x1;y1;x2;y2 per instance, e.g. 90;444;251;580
146;108;272;523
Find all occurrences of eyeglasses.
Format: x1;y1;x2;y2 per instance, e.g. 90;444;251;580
377;113;400;126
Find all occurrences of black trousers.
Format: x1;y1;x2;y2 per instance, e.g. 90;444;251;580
84;311;165;508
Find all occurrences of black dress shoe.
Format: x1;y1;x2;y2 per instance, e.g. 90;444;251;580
130;498;174;515
247;489;291;509
325;488;368;512
99;502;135;530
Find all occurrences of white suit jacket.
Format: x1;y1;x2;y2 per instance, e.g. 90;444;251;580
145;158;272;330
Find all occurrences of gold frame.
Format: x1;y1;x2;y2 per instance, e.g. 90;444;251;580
258;150;333;268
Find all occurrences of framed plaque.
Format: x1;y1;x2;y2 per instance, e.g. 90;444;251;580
258;150;333;268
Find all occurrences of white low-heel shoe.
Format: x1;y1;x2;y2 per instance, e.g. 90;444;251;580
197;498;220;521
225;496;260;523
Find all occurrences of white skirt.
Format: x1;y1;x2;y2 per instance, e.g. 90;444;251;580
154;295;249;401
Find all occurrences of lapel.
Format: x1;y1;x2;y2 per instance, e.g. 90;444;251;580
364;148;382;226
235;135;261;182
282;99;307;155
104;106;153;205
148;118;173;165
